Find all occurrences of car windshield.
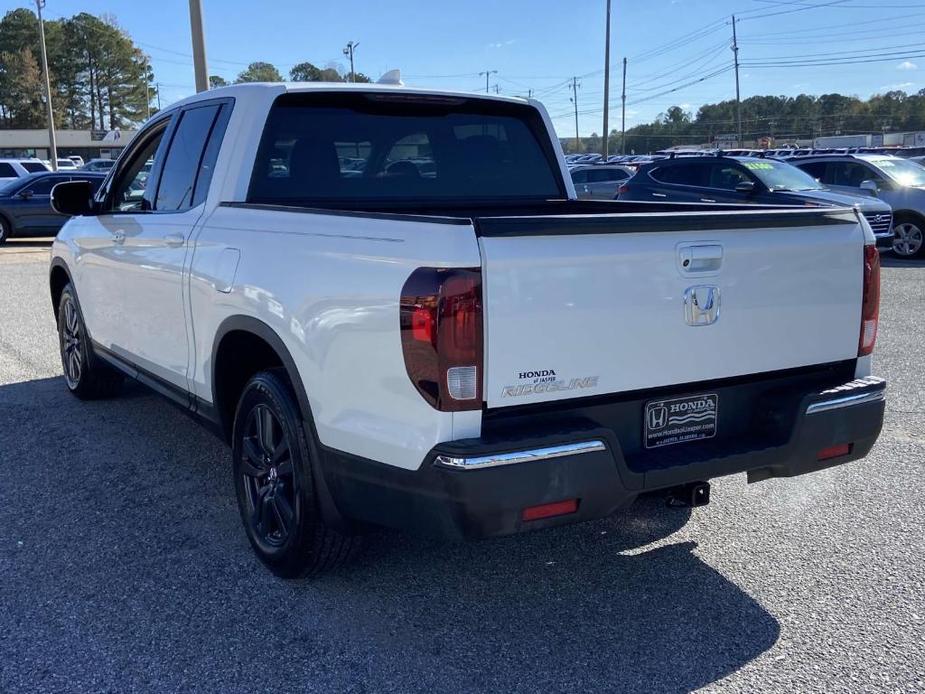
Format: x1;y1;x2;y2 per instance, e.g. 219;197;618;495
869;158;925;187
741;159;823;191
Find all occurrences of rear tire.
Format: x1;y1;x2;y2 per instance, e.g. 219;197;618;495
892;217;924;259
232;370;357;578
0;216;9;245
57;283;123;399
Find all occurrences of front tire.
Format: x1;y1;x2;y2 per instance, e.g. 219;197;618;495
892;218;924;258
232;370;356;577
57;283;123;399
0;216;9;245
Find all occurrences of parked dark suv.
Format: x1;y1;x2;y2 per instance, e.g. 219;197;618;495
618;155;894;247
0;171;106;243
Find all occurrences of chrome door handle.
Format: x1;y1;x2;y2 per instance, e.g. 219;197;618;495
164;233;185;247
112;230;125;245
652;192;667;198
700;198;716;203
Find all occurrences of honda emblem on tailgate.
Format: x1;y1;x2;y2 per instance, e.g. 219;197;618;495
683;285;720;326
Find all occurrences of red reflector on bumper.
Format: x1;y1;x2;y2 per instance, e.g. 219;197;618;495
522;499;578;522
817;443;852;461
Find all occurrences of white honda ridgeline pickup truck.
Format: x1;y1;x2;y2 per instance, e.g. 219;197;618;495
49;83;885;577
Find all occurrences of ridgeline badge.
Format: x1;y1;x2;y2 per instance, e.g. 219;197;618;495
502;369;599;398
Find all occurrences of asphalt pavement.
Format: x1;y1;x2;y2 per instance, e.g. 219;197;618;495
0;239;922;693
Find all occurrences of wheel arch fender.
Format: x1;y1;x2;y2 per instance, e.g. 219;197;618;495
49;257;74;320
211;314;313;431
210;314;348;531
893;209;925;226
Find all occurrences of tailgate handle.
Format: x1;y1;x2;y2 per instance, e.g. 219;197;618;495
680;245;723;273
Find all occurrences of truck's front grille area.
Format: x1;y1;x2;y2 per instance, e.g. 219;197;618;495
863;211;893;236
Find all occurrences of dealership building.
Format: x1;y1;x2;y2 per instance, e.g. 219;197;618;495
0;129;136;162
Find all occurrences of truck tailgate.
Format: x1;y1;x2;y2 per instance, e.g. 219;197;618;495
478;208;864;408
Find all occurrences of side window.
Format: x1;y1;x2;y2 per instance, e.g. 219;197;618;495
0;163;16;177
191;104;231;207
708;164;751;190
588;169;622;183
571;170;589;184
24;176;68;196
651;163;707;186
832;162;870;188
155;104;220;211
799;162;828;182
108;119;170;212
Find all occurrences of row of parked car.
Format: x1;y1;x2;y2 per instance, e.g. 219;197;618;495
0;156;116;183
567;151;925;258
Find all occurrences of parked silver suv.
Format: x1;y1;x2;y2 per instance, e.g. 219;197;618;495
794;154;925;258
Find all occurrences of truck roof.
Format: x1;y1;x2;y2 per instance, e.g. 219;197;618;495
163;81;532;113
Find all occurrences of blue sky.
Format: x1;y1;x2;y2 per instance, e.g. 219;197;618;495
24;0;925;137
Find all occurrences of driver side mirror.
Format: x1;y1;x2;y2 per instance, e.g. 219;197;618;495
735;180;756;194
51;180;95;216
17;189;33;200
859;179;879;195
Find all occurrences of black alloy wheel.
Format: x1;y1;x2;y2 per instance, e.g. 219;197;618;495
232;370;356;577
240;403;298;551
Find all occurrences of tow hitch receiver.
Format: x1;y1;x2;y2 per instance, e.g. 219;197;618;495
666;482;711;508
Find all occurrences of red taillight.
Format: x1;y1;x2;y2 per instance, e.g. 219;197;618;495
400;267;483;411
858;244;880;356
817;443;852;461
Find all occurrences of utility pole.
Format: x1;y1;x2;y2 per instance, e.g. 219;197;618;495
569;76;581;152
479;70;497;94
155;83;162;110
343;41;359;82
493;84;500;94
731;15;742;147
143;55;151;120
602;0;612;158
188;0;208;92
621;57;627;154
35;1;57;171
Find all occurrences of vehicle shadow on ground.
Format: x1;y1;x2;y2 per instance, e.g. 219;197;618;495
880;254;921;269
0;376;780;693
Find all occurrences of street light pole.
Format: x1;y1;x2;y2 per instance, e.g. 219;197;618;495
602;0;611;158
188;0;209;92
343;41;359;82
35;0;57;171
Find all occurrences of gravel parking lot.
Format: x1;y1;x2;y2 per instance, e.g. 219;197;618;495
0;239;922;693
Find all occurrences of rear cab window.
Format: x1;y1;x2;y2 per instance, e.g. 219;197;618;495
247;92;564;207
